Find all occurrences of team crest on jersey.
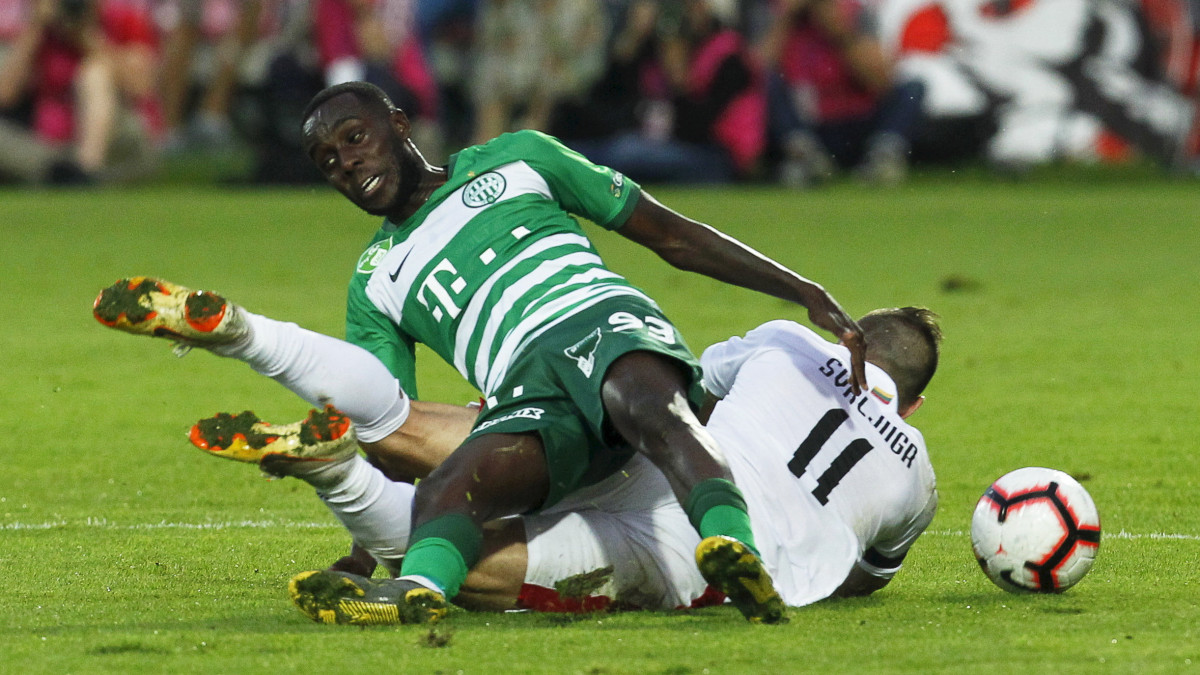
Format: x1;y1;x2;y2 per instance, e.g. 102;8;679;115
462;171;507;207
564;328;603;377
356;239;393;274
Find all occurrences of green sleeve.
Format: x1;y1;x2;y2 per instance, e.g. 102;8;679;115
513;130;642;230
345;282;420;399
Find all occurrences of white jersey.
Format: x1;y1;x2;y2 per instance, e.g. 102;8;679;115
521;320;936;610
701;320;938;606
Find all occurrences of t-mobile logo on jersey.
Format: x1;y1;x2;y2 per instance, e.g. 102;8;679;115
416;258;465;322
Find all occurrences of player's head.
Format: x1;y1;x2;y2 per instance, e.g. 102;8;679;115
301;82;422;217
859;307;942;415
302;81;396;124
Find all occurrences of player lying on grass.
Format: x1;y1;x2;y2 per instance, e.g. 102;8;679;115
94;278;940;623
279;80;874;624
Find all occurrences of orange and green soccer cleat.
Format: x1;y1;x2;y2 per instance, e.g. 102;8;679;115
695;536;788;624
93;277;246;346
288;570;448;626
188;405;356;472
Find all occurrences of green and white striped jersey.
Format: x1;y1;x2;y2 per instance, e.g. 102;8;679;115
346;130;649;399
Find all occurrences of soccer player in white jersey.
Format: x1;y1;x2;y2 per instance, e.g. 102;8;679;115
95;278;939;617
274;80;871;623
699;311;939;602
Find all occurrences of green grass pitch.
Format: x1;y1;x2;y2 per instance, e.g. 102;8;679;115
1;175;1197;673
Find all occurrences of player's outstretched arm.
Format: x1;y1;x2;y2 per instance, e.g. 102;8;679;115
618;192;867;393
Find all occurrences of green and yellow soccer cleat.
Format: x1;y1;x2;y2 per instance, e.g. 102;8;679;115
288;570;448;626
188;405;357;472
695;536;788;624
93;277;247;347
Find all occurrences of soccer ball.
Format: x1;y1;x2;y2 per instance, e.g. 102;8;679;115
970;467;1101;593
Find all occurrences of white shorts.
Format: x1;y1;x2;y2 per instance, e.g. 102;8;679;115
519;454;712;611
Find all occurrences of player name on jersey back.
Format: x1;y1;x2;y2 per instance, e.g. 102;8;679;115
817;357;921;469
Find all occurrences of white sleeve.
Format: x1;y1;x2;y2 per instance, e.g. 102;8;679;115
701;320;813;397
699;335;746;398
857;489;939;578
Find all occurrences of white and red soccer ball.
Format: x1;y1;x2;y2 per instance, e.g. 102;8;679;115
971;467;1101;593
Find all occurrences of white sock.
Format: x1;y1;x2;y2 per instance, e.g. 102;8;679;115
205;311;416;573
313;454;415;575
209;310;410;441
397;575;445;594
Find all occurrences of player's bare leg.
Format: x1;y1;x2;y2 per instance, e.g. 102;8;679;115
400;434;548;613
601;351;787;624
358;400;475;483
452;519;527;611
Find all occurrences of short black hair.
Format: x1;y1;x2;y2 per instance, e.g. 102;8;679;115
301;81;396;126
859;307;942;409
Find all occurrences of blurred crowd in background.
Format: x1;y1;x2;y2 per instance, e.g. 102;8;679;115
1;0;1198;187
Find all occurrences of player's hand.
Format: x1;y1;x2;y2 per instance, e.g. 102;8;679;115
803;288;867;394
328;544;379;578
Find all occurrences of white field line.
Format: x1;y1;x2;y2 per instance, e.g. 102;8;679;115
926;528;1200;542
2;518;341;531
1;521;1197;541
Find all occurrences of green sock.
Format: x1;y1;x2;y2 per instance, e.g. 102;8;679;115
399;514;483;598
684;478;759;555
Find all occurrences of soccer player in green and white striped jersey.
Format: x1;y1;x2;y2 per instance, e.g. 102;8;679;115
297;81;868;624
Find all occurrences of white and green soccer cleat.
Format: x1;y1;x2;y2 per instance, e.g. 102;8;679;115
695;536;788;624
288;570;448;625
93;277;247;347
188;405;358;473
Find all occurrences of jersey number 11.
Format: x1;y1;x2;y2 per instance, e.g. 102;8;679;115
788;408;873;505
